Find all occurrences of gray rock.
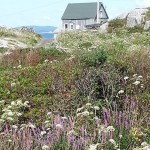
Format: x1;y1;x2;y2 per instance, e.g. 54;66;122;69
126;8;148;27
144;21;150;30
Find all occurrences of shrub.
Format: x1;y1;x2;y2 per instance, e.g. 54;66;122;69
80;47;108;67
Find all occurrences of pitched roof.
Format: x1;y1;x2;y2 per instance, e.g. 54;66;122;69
61;2;103;20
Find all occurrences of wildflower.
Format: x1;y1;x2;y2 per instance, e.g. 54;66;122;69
11;82;16;87
119;134;122;139
67;129;78;136
7;117;13;121
0;100;5;104
107;126;115;132
86;103;92;107
16;100;23;106
24;101;29;107
88;143;99;150
28;123;36;128
82;110;90;116
47;112;52;116
137;75;143;79
11;101;16;106
61;116;68;120
118;90;124;94
76;107;84;112
56;124;63;129
8;139;12;142
16;112;22;116
133;74;137;77
7;111;14;116
77;113;82;117
44;59;49;63
133;80;140;85
141;142;148;147
42;145;49;150
12;125;18;129
40;131;46;136
124;76;129;80
93;116;99;120
7;105;12;109
0;119;4;122
109;139;116;145
17;65;22;69
93;106;100;110
45;120;49;124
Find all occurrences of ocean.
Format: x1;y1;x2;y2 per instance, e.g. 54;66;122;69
41;33;54;39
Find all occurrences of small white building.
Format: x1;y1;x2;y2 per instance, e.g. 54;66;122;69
61;2;109;30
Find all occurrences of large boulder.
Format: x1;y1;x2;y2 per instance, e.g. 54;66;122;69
126;8;148;27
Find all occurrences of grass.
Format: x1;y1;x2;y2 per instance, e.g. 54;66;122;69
0;29;149;149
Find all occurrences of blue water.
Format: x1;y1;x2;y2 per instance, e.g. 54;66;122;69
41;33;54;39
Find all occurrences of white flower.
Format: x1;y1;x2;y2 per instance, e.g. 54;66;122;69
107;126;115;132
7;117;13;121
119;134;122;139
16;100;23;106
88;143;99;150
12;125;18;129
93;116;99;120
16;112;22;116
56;124;63;129
11;82;16;87
137;75;143;79
76;107;84;112
124;76;129;80
17;65;22;69
93;106;100;110
7;106;12;109
133;74;137;77
8;139;12;142
77;113;82;117
133;80;140;85
118;90;124;94
47;112;52;115
0;100;5;104
45;120;49;124
61;116;68;120
42;145;49;150
141;142;148;147
109;139;116;145
0;119;4;122
86;103;92;107
40;131;46;136
44;59;49;63
11;101;16;106
82;110;90;116
7;111;14;116
24;101;29;107
28;123;36;128
67;130;77;135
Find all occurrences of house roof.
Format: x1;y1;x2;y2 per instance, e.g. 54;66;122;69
62;2;108;20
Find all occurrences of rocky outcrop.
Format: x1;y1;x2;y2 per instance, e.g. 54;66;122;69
124;8;148;28
100;8;150;32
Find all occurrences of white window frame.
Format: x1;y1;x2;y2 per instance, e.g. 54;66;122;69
64;23;68;29
70;23;74;30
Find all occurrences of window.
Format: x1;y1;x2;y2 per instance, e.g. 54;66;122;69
70;24;73;30
64;24;68;29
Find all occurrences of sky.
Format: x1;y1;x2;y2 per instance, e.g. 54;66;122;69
0;0;150;27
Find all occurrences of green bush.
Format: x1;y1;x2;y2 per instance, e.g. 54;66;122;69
80;47;108;67
127;26;144;33
108;19;126;32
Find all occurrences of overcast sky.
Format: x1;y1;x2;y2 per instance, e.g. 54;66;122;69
0;0;150;27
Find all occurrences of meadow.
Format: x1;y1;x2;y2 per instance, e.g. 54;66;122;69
0;28;150;150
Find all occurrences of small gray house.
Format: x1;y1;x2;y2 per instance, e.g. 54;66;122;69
61;2;109;30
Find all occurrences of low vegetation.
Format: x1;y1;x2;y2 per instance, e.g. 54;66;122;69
0;29;149;149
